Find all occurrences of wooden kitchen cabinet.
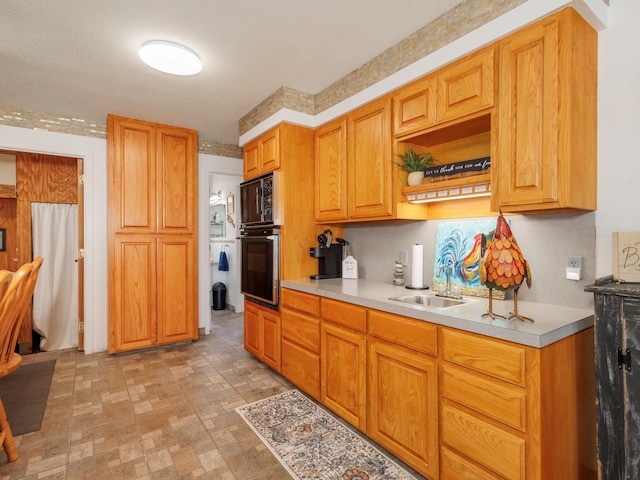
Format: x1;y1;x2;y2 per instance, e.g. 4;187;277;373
436;45;495;124
314;117;348;222
585;281;640;480
393;45;494;137
347;97;393;220
367;310;439;479
492;7;597;213
244;299;281;372
315;91;430;223
243;126;280;179
262;286;595;479
107;114;198;354
393;75;437;137
281;288;321;399
320;298;367;429
440;326;596;480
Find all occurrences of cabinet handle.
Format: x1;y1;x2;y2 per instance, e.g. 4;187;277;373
618;347;632;372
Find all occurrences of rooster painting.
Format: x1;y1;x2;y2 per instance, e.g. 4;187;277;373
480;211;534;322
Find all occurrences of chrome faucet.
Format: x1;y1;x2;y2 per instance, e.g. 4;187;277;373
437;265;461;299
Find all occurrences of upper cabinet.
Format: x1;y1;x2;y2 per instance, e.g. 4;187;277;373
314;97;429;223
393;45;494;137
393;76;437;138
435;45;495;124
243;127;280;179
315;117;348;222
108;116;197;236
347;97;394;220
492;7;597;213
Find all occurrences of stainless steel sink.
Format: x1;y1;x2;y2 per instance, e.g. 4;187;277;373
388;294;468;309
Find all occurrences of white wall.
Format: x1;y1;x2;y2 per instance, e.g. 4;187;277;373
595;0;640;277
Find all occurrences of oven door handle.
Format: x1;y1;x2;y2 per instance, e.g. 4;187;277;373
238;235;277;240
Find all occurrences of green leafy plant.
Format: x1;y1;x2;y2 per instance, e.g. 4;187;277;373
394;148;435;172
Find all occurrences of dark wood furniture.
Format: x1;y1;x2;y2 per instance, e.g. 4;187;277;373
585;278;640;480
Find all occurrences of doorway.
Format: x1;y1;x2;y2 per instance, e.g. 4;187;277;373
0;150;84;353
209;172;242;313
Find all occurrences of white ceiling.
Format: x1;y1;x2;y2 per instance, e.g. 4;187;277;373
1;0;463;146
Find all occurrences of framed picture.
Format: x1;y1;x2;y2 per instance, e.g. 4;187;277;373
226;193;235;214
0;228;5;252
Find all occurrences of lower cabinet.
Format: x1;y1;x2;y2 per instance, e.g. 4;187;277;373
321;298;367;430
244;299;280;372
253;291;596;479
440;326;596;480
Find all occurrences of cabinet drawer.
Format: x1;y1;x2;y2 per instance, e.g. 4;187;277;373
281;308;320;353
321;298;367;333
368;309;437;356
281;339;320;400
442;328;526;386
441;364;526;431
281;288;320;317
441;446;503;480
442;402;525;480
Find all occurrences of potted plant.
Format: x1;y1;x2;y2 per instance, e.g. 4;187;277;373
394;148;435;186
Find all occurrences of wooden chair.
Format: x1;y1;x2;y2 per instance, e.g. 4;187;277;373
0;258;43;463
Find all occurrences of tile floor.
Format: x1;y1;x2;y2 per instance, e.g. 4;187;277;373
0;310;294;479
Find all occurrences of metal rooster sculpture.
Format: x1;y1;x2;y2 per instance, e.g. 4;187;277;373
480;211;534;322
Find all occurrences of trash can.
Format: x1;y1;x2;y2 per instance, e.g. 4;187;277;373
211;282;226;311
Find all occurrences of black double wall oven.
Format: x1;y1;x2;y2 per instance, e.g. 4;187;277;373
239;172;281;308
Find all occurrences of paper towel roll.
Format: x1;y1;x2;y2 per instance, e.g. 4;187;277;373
411;244;424;288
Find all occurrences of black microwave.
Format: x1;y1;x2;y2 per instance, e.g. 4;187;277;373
240;172;282;228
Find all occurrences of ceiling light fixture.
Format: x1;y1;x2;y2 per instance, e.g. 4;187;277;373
138;41;202;76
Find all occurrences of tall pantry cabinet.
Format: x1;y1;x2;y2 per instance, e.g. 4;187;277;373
107;114;198;354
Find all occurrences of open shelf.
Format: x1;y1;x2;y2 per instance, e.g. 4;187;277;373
402;172;491;203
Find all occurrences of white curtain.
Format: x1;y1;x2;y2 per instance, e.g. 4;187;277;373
31;202;78;351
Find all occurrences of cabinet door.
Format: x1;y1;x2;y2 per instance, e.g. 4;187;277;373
494;17;559;208
321;321;366;429
156;126;197;235
393;75;437;137
595;295;640;480
244;300;260;357
436;45;494;124
622;298;640;480
243;139;260;180
368;338;438;479
315;117;348;222
259;127;280;174
261;308;281;372
156;236;197;345
108;236;157;353
347;97;393;220
108;116;157;235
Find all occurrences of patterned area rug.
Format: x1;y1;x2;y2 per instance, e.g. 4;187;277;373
236;389;420;480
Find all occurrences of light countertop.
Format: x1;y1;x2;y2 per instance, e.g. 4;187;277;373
281;277;594;348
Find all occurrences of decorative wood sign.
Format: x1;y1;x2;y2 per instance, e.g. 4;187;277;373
423;156;491;178
613;231;640;283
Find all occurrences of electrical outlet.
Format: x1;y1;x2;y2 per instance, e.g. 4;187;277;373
566;256;583;281
400;250;408;266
